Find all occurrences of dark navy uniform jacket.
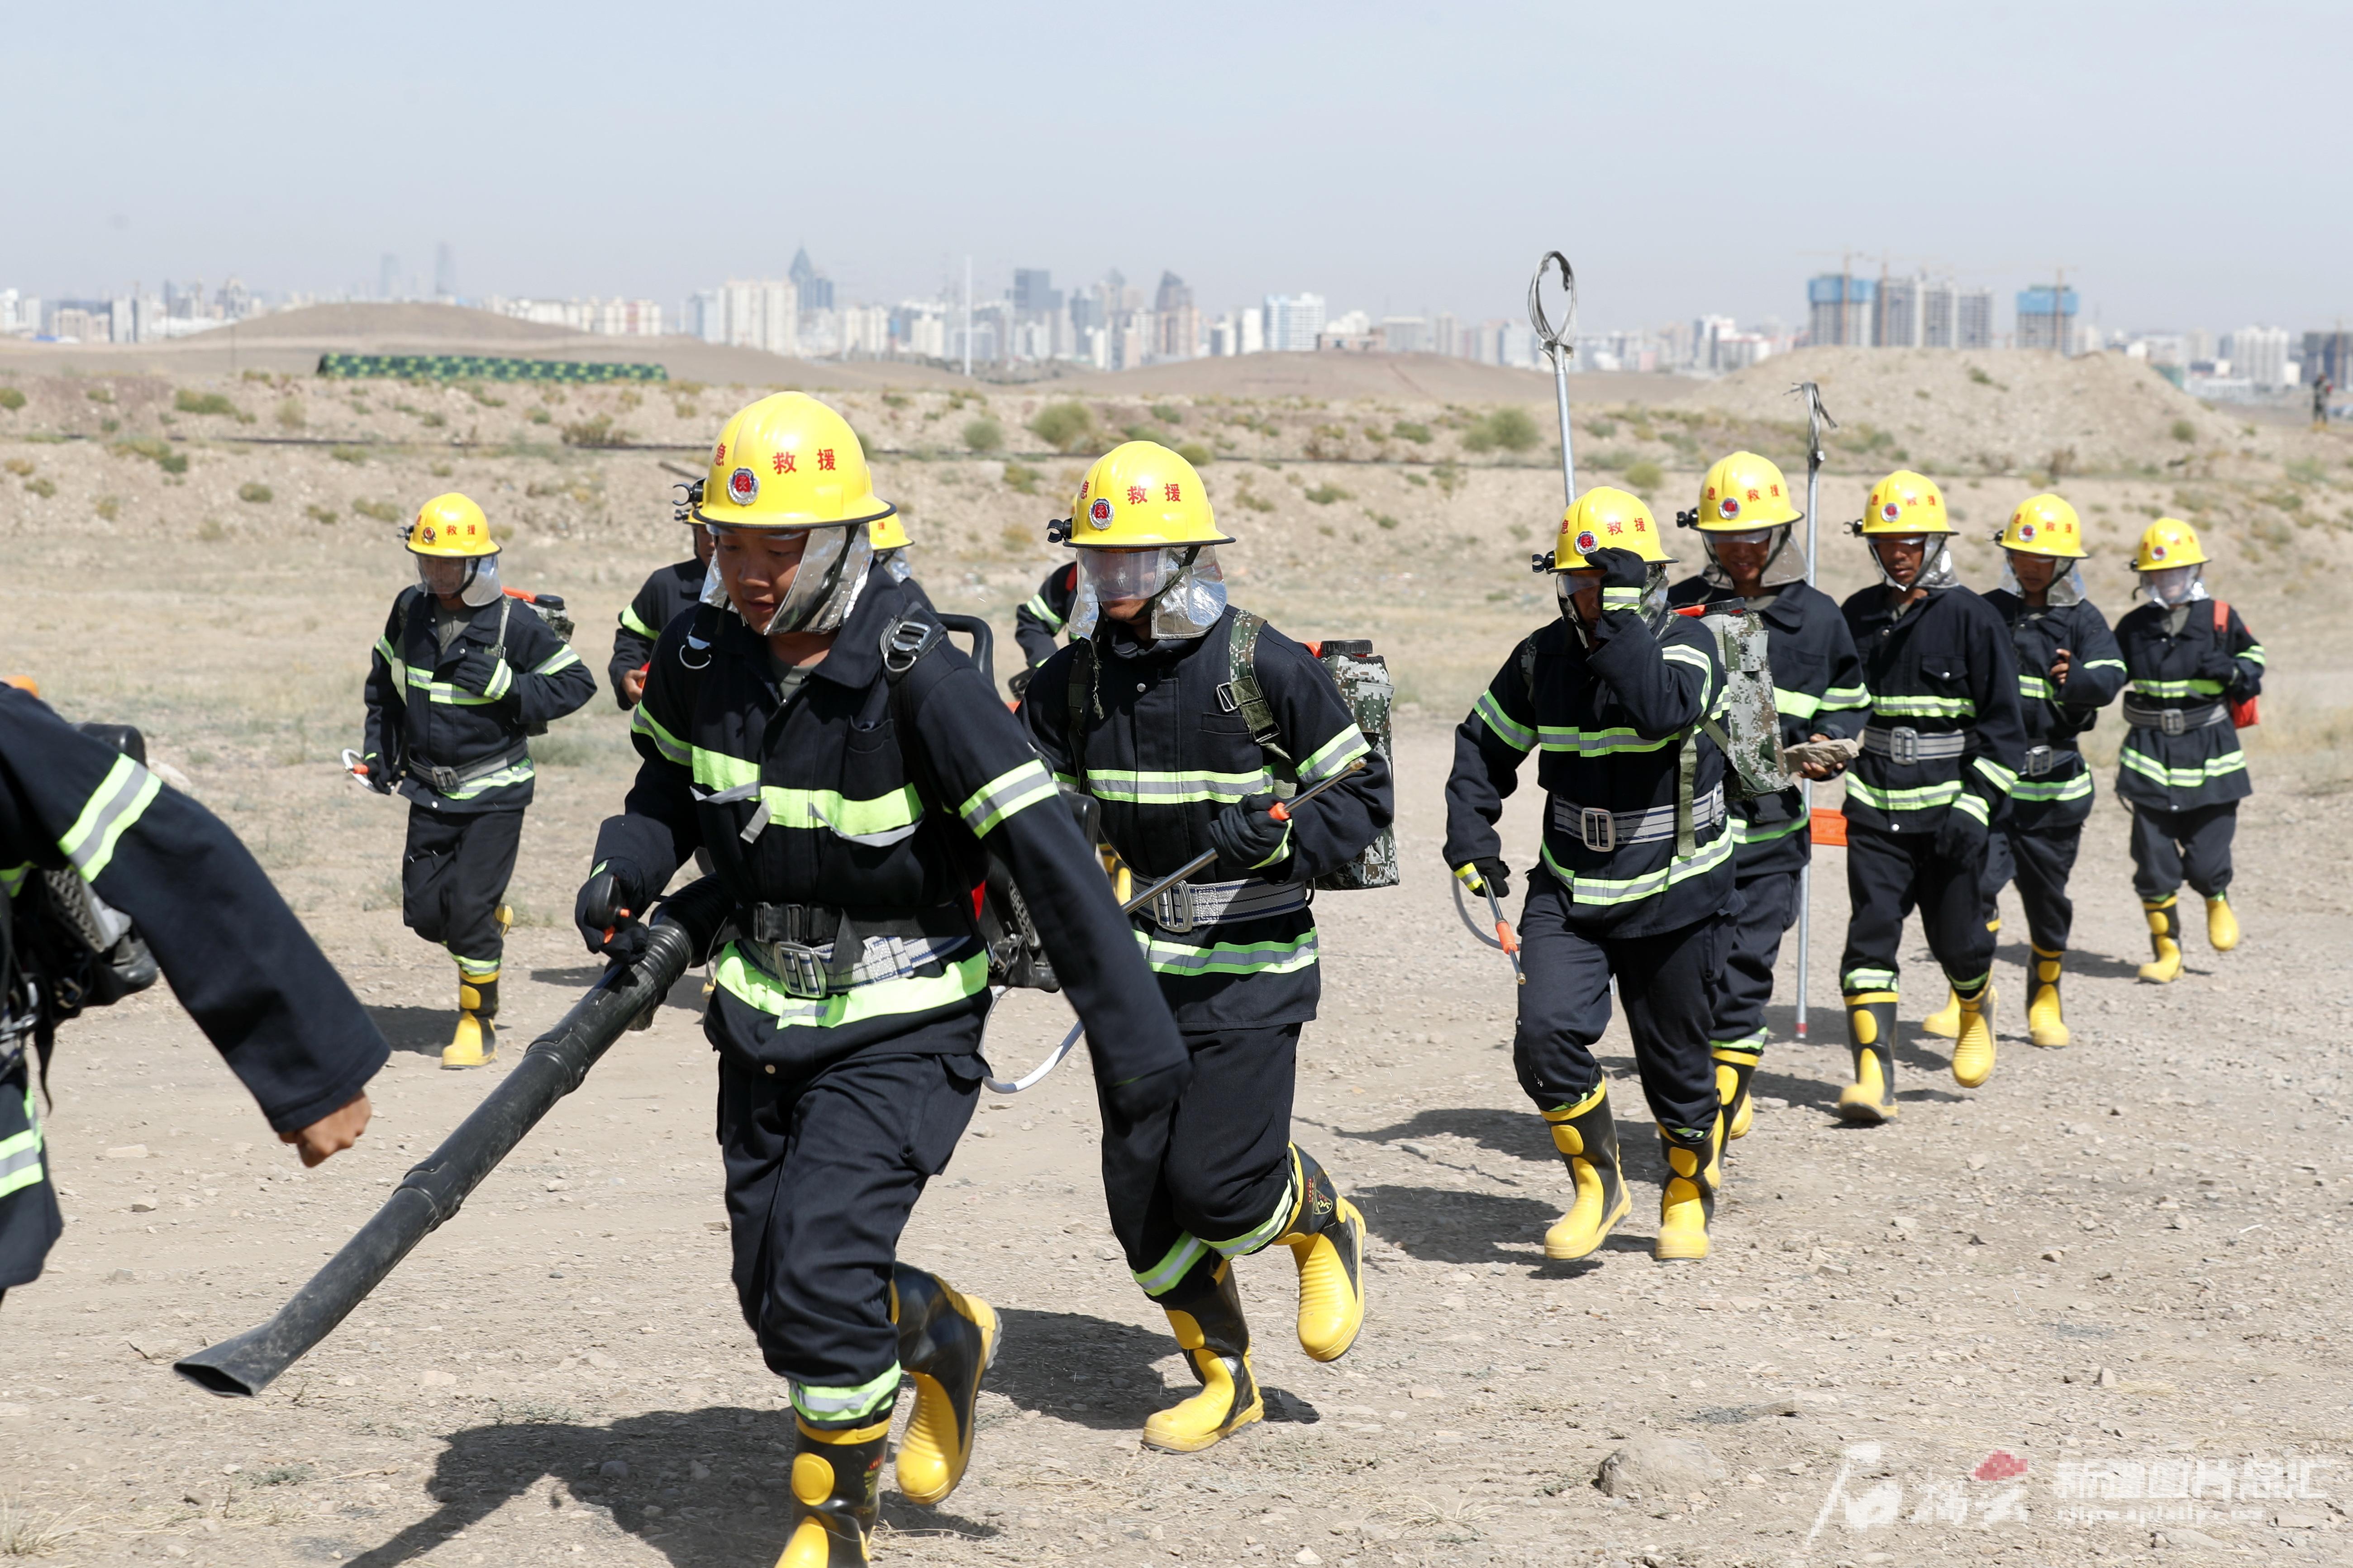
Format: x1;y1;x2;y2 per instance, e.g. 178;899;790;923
1981;591;2126;830
1445;601;1734;939
2113;599;2264;812
1838;584;2026;838
1013;563;1080;669
610;559;705;709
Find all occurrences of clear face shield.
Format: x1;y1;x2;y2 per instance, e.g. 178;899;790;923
415;551;503;608
1869;534;1958;592
1555;563;1674;635
703;523;876;636
1701;527;1807;592
1067;546;1228;641
2000;550;2087;607
2139;563;2206;608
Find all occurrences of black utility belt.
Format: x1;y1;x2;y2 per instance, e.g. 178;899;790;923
735;901;975;1001
413;742;529;795
2120;697;2228;735
2018;743;2082;778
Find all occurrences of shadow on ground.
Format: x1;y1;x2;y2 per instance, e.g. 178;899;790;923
988;1306;1318;1432
336;1405;997;1568
365;1005;454;1058
1356;1183;1562;1266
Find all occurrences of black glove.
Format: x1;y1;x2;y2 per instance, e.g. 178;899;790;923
1007;666;1035;701
2194;647;2243;689
452;647;513;699
1206;792;1290;877
1585;546;1650;595
1934;806;1988;862
1455;858;1511;901
1105;1057;1194;1122
575;858;651;960
360;752;394;795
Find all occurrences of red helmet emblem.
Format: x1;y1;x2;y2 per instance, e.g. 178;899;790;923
1573;529;1599;554
1087;497;1115;529
2018;521;2037;541
1718;497;1740;520
728;467;759;505
1881;500;1902;521
2150;544;2167;560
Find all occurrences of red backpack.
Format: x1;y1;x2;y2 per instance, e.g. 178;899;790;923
2214;601;2259;728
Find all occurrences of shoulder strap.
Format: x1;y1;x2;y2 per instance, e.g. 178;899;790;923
2212;599;2228;635
1065;636;1099;727
1518;636;1538;698
395;584;425;648
489;594;513;661
1220;610;1291;765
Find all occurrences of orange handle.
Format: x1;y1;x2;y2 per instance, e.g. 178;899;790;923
602;907;634;943
1495;919;1519;956
1268;801;1292;823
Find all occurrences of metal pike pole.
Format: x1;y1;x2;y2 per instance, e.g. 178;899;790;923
1528;251;1579;507
175;879;731;1398
1790;381;1836;1041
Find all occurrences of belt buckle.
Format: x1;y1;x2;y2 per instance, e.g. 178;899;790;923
1888;726;1921;765
760;941;832;1000
2161;708;2186;736
424;764;457;793
1152;882;1198;934
1579;806;1617;853
2022;744;2053;777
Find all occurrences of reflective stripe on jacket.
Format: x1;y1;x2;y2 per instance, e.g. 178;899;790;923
610;559;705;710
1838;584;2026;836
2112;599;2263;811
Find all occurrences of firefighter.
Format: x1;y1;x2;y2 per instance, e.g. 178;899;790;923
1445;487;1734;1264
1667;452;1868;1140
576;394;1190;1563
360;494;595;1070
2;686;384;1302
1009;560;1080;697
2114;518;2263;982
1835;471;2026;1121
609;498;716;710
1021;442;1391;1453
1920;495;2125;1047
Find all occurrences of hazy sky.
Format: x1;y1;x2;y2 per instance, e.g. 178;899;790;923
8;1;2343;334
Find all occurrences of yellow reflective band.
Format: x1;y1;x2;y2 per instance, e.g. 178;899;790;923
1081;767;1271;805
1136;928;1319;978
0;863;30;898
2018;675;2053;702
2240;644;2266;666
1023;593;1067;632
532;646;581;676
2082;658;2126;673
2131;678;2225;698
1972;756;2018;793
713;946;987;1027
618;603;656;637
632;705;691;765
1600;587;1643;612
1872;694;1976;718
1205;1173;1296;1258
791;1363;904;1422
2012;771;2093;803
1134;1235;1207;1296
1248;820;1294;870
1732;813;1810;845
0;1085;44;1201
2119;747;2247;789
1298;725;1370;785
1843;778;1966;811
59;753;162;883
406;668;504;707
431;760;536;800
958;761;1056;836
1473;691;1535;754
1536;724;1679;756
1538;824;1734;907
1952;793;1990;825
1773;686;1824;719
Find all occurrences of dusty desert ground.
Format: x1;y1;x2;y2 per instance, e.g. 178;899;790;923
2;333;2352;1566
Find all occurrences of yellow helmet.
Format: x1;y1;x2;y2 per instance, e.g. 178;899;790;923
2133;517;2209;570
1055;441;1230;548
407;492;498;558
1855;469;1952;536
1691;451;1802;531
1996;493;2088;559
694;391;894;531
868;512;911;551
1537;486;1676;571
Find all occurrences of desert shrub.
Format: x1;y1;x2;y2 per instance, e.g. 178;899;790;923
111;437;188;475
1462;407;1540;454
24;476;56;498
1304;483;1352;505
0;387;24;411
86;386;115;405
1369;512;1400;531
1584;417;1617;438
1150;403;1184;425
329;445;368;464
2;458;29;475
528;407;552;425
351;498;401;523
237;481;273;504
1392;421;1432;444
196;518;227;542
174;389;238;416
276;397;305;429
304;504;337;524
562;414;629;447
1028;401;1094;452
1002;460;1041;494
962;417;1004;453
1175;442;1213;466
1624;460;1664;491
2170;418;2196;443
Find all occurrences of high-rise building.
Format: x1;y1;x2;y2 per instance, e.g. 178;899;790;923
2015;285;2079;352
1920;280;1956;347
1877;275;1924;348
788;247;833;314
434;243;457;299
1239;307;1264;355
1263;293;1326;352
721;279;799;356
1956;290;1995;350
1153;271;1198;361
379;254;401;301
1379;317;1428;354
2228;326;2291;388
1806;274;1876;347
1011;269;1060;318
2303;329;2351;388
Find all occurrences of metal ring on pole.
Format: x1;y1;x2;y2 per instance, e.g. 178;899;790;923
1527;252;1578;358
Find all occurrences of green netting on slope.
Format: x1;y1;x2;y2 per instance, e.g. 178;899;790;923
316;353;667;383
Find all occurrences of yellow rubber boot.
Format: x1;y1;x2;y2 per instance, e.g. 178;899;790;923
442;967;499;1069
1274;1146;1365;1363
1540;1084;1631;1260
2026;946;2069;1048
1142;1257;1262;1454
2205;893;2239;952
1653;1131;1718;1263
1920;986;1962;1040
775;1416;885;1567
1712;1031;1764;1142
1950;980;1997;1088
891;1267;998;1506
2138;897;2182;983
1837;994;1900;1124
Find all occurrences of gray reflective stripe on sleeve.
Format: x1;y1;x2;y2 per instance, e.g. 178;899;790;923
59;754;163;883
958;761;1057;836
1024;593;1067;631
1077;768;1272;804
1297;724;1370;785
0;1085;43;1200
533;646;582;675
